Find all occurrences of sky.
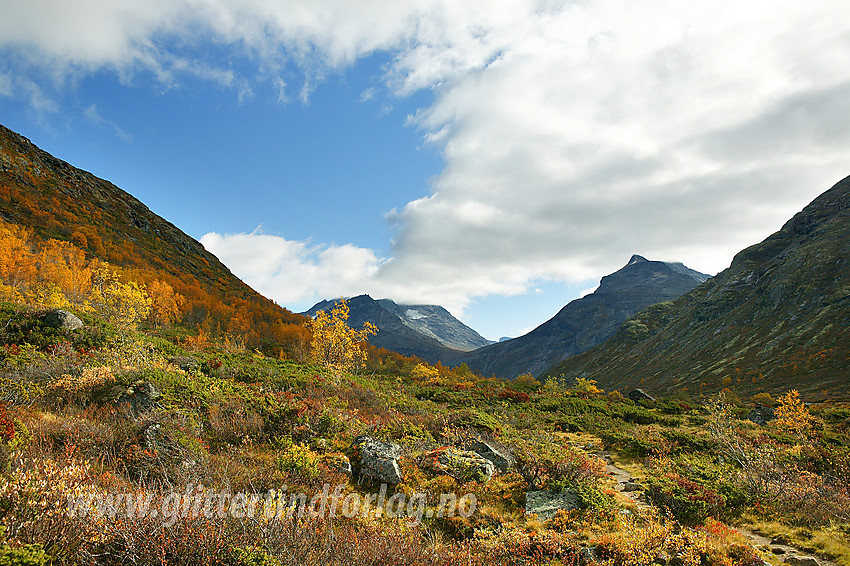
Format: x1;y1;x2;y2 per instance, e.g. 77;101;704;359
2;0;850;340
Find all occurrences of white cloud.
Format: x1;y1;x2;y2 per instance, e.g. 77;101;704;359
200;230;385;310
5;0;850;322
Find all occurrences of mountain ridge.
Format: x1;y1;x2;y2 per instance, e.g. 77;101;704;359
0;122;307;353
546;175;850;400
304;294;476;363
452;256;710;378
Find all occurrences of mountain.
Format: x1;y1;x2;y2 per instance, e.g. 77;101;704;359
546;175;850;400
374;299;493;351
0;123;307;351
454;256;710;379
304;295;490;362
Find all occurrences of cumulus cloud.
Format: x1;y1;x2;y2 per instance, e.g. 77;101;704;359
4;0;850;320
200;230;384;309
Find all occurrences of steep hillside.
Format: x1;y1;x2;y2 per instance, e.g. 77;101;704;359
0;123;307;350
547;175;850;400
456;256;709;379
304;295;470;363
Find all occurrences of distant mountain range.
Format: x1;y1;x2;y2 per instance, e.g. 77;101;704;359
304;295;492;363
452;255;710;378
305;257;709;377
6;121;849;399
546;175;850;400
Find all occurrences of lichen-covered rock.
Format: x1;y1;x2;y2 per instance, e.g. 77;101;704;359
525;489;579;520
464;439;514;473
747;403;775;425
41;309;83;331
420;447;494;483
104;380;162;414
629;389;656;403
348;436;403;485
169;356;199;372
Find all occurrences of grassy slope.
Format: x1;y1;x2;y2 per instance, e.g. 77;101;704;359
1;302;849;565
0;124;306;348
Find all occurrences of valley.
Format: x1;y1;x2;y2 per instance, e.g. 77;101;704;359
1;123;849;566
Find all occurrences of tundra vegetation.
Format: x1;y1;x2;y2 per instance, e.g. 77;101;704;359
0;220;849;565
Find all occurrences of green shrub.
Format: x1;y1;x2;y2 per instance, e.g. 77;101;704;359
228;546;282;566
644;470;725;525
276;444;319;482
0;541;47;566
571;480;614;510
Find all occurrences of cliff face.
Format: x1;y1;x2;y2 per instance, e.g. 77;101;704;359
455;256;709;378
547;175;850;400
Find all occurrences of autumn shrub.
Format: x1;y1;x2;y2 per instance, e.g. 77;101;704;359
0;403;15;443
275;443;320;484
308;300;376;374
24;407;131;468
208;402;264;447
590;507;759;566
46;365;115;408
504;429;605;493
474;524;579;566
0;453;99;561
707;393;850;526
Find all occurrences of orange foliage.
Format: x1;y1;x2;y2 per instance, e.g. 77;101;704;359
1;136;311;357
146;279;185;327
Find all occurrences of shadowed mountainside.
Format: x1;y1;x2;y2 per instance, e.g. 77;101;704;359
546;175;850;400
453;256;709;378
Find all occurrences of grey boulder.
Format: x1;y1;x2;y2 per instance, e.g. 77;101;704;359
41;309;83;331
349;436;404;485
525;489;579;521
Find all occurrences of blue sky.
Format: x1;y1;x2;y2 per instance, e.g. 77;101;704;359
2;0;850;340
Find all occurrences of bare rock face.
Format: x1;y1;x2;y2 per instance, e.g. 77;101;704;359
464;439;515;473
348;436;404;485
525;489;580;520
784;556;821;566
629;389;656;403
41;309;83;331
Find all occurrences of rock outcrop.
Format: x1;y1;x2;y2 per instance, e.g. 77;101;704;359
348;436;404;485
747;404;776;425
525;489;580;520
463;439;514;473
41;309;83;331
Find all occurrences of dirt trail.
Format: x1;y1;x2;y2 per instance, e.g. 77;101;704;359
597;451;838;566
